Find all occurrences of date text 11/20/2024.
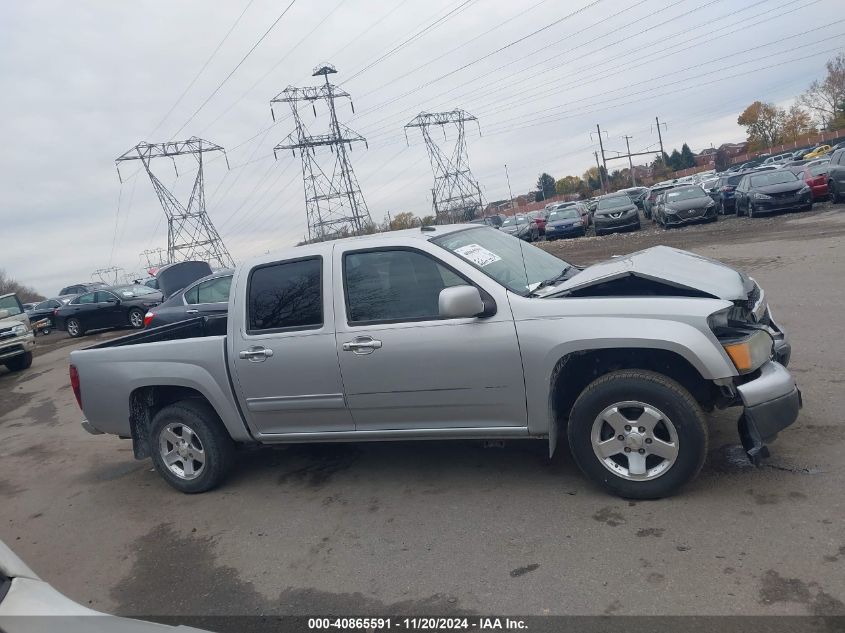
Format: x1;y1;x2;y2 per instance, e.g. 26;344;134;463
307;617;528;630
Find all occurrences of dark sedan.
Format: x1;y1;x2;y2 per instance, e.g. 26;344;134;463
499;214;539;241
144;270;233;328
711;172;750;214
593;195;641;236
620;186;649;210
25;296;75;333
654;185;718;228
55;285;163;337
733;170;813;218
544;207;586;240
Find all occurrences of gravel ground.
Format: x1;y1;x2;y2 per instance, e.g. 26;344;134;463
1;203;843;625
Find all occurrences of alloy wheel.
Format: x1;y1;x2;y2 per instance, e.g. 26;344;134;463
590;401;679;481
159;422;206;480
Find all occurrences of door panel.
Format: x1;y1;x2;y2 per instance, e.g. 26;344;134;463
334;247;526;431
229;256;354;436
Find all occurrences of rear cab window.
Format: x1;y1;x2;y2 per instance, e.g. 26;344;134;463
246;258;323;334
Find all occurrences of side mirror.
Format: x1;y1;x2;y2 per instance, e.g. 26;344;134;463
439;286;484;319
0;309;9;319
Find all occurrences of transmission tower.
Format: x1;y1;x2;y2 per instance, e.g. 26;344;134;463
271;63;372;242
140;247;168;271
405;110;483;224
92;267;125;286
115;137;235;268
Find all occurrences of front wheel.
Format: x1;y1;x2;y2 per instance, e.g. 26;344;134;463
829;180;840;203
66;317;84;338
128;308;145;329
4;352;33;372
150;400;235;493
748;202;757;218
567;370;708;499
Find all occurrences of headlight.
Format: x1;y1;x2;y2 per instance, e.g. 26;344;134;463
11;324;28;335
798;185;811;194
706;200;715;207
752;192;772;200
721;329;773;374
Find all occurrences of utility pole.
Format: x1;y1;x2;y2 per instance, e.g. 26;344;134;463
271;63;372;242
596;124;608;176
594;151;606;194
655;116;666;158
405;110;483;224
115;138;235;269
623;135;636;187
504;164;515;211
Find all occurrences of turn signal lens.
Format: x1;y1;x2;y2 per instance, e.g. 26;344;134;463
722;330;773;374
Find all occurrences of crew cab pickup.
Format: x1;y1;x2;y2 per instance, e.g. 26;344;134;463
70;225;801;498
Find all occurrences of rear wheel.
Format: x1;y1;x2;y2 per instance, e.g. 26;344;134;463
66;318;83;338
567;370;708;499
748;202;757;218
830;180;841;203
4;352;33;372
150;400;235;493
128;308;145;329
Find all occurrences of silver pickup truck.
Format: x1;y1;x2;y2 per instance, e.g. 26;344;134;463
70;225;800;498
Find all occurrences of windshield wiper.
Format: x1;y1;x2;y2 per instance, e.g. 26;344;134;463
533;265;575;292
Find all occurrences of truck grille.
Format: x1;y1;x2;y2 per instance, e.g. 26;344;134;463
0;326;14;340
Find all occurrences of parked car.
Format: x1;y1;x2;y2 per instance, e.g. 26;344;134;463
827;148;845;202
712;172;751;214
791;146;814;160
654;185;718;228
500;214;539;241
58;281;107;296
526;210;547;237
55;284;163;337
145;270;233;328
469;214;504;228
593;194;641;236
762;153;793;165
803;144;832;160
733;170;813;217
544;206;586;239
0;293;34;372
25;296;75;334
643;183;679;219
70;225;799;499
799;162;830;201
546;201;590;226
620;187;649;210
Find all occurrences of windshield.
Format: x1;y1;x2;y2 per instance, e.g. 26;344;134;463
433;227;569;295
113;284;158;297
0;295;23;316
501;216;526;226
548;209;580;220
750;171;798;187
665;187;706;202
597;196;631;211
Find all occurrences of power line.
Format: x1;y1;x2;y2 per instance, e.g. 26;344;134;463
170;0;298;139
149;0;256;138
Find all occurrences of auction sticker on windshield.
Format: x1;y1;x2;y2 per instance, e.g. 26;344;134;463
454;243;501;267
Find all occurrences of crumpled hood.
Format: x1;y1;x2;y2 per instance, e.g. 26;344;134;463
553;245;753;300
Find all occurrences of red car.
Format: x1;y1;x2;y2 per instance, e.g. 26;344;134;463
802;162;829;200
526;210;547;236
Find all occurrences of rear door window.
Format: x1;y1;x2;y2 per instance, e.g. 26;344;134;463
247;258;322;333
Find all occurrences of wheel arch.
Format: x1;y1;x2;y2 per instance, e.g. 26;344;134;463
129;386;225;459
547;347;717;457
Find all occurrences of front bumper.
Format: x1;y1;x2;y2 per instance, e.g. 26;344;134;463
594;215;640;233
735;361;801;462
546;224;585;239
0;334;35;360
663;206;717;225
752;192;812;212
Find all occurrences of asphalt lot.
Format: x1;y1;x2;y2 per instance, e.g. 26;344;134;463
1;204;844;621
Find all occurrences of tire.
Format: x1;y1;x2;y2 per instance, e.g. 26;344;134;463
4;352;33;372
567;369;708;499
830;180;840;203
66;317;84;338
720;201;727;215
735;201;743;217
748;202;757;218
128;307;145;329
150;400;236;493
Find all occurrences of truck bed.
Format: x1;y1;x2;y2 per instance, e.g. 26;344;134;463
85;315;228;349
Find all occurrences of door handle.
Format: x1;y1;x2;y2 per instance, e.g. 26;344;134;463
342;337;382;354
239;346;274;362
186;309;199;314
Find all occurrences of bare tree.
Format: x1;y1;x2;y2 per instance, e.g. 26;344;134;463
0;269;45;303
799;53;845;129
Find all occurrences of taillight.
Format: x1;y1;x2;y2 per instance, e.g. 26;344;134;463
69;364;82;410
143;311;155;328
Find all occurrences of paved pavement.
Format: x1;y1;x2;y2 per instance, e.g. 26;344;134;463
1;206;843;620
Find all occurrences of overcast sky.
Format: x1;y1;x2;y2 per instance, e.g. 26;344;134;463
1;0;841;294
